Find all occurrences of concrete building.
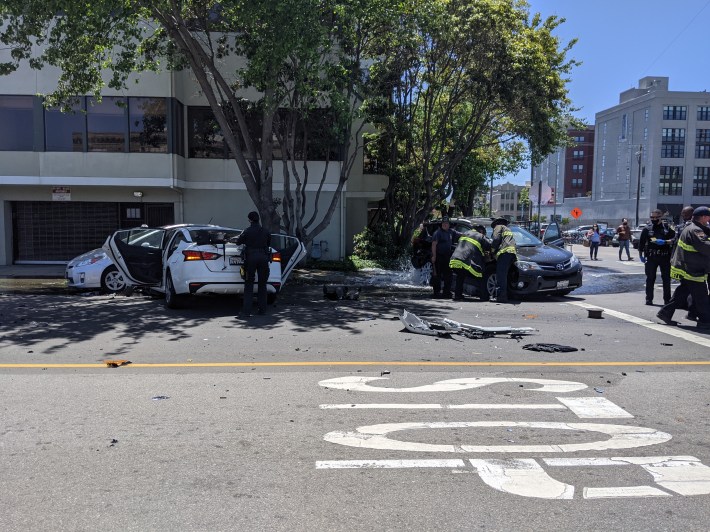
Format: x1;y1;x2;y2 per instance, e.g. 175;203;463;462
534;77;710;227
491;182;527;221
0;59;386;264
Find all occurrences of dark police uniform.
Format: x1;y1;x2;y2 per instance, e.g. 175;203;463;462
491;218;516;303
431;220;459;298
236;212;272;316
638;219;675;305
449;228;491;301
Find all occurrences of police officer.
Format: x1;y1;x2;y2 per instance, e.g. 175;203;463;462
236;211;272;317
490;217;516;303
430;217;459;299
638;209;675;305
657;206;710;331
449;225;492;301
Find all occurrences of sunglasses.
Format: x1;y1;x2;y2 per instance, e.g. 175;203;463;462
650;217;660;220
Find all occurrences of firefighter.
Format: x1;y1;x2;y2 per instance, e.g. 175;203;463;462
490;217;517;303
638;209;675;305
657;206;710;331
449;226;492;301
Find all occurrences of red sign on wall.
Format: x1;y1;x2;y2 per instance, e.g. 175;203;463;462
570;208;583;219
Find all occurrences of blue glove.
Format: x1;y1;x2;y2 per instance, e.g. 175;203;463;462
640;256;647;263
655;239;666;246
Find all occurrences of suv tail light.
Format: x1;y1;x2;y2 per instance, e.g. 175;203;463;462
182;250;221;261
271;251;281;263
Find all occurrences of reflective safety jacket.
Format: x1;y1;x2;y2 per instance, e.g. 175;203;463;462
449;230;491;278
491;224;516;258
670;221;710;282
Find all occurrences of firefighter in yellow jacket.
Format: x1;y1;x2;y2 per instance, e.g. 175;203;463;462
491;217;517;303
657;206;710;330
449;226;492;301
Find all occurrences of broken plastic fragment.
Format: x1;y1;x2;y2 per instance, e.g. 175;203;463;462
104;359;131;368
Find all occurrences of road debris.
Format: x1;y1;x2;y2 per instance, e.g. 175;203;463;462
151;395;170;400
104;359;131;368
323;284;361;301
399;309;535;339
522;343;578;353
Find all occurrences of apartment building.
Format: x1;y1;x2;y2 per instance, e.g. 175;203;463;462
491;182;527;221
0;66;385;264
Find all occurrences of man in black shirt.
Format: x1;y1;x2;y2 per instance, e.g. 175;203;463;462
638;209;675;305
236;211;272;317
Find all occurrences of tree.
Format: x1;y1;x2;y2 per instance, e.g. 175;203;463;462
0;0;380;245
363;0;577;250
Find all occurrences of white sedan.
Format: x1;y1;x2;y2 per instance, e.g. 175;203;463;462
103;224;306;308
65;248;126;293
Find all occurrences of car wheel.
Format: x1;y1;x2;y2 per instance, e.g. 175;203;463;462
485;273;498;299
101;266;126;293
164;271;185;309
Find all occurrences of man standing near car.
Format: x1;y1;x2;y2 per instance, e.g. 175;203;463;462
236;211;271;317
430;217;459;299
450;225;492;301
616;218;632;261
491;217;516;303
639;209;675;306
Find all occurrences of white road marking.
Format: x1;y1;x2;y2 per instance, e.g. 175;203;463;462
556;397;634;418
315;459;466;469
318;376;587;394
319;403;565;410
583;486;671;499
469;459;574;499
568;302;710;348
323;421;671;453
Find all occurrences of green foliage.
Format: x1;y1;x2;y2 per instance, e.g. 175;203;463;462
352;223;408;268
561;217;570;225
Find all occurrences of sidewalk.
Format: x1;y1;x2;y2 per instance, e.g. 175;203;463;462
0;264;66;279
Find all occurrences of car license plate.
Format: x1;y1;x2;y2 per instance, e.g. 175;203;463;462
229;256;244;266
556;280;569;289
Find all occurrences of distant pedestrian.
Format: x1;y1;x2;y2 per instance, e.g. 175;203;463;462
491;217;516;303
657;206;710;331
430;217;460;299
616;219;632;260
639;209;675;306
449;226;492;301
236;211;271;317
586;224;601;260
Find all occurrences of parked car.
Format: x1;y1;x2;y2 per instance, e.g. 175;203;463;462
601;228;616;246
65;248;126;293
104;224;306;308
631;228;642;249
412;218;583;298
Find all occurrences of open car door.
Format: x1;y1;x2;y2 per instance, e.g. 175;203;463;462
271;234;307;285
542;222;565;248
103;227;168;286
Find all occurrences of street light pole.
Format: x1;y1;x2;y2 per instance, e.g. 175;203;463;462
551;161;559;221
635;145;643;227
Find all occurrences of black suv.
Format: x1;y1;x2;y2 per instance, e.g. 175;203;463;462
412;217;583;298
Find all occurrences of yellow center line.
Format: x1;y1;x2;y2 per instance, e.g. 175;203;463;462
1;361;709;369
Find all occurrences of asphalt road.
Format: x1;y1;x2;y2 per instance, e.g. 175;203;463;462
1;244;709;531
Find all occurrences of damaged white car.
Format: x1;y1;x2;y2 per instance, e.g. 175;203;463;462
104;224;306;308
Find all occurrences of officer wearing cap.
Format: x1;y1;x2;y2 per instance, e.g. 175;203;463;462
490;217;516;303
430;216;460;299
236;211;272;317
639;209;675;305
657;206;710;330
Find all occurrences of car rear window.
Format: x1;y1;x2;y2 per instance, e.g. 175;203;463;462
190;229;242;245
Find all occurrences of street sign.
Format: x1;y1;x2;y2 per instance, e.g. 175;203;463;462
571;208;583;219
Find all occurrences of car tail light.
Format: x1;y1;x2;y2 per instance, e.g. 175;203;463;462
271;252;281;262
182;250;221;261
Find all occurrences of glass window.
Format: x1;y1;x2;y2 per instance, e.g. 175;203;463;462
171;99;185;157
659;166;683;195
87;97;127;152
129;97;168;153
698;106;710;121
661;128;685;158
696;129;710;159
45;98;85;152
573;150;583;158
572;164;583;173
663;105;687;120
187;106;227;158
693;167;710;196
0;95;34;151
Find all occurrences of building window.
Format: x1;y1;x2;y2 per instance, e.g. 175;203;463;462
129;98;168;153
572;178;582;188
573;150;583;158
621;114;627;139
125;207;142;219
693;167;710;196
45;98;85;152
661;128;685;158
696;129;710;159
87;97;127;152
573;135;584;142
698;106;710;121
644;109;649;120
0;95;34;151
659;166;683;195
663;105;687;120
187;107;228;158
572;164;583;173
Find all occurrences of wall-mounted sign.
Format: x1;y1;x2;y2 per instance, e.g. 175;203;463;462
52;187;71;201
571;208;583;219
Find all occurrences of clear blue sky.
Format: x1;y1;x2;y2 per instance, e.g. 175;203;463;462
503;0;710;185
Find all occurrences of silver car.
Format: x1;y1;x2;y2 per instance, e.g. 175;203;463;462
65;248;126;293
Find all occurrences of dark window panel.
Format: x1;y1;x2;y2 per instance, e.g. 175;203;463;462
129;97;168;153
87;96;127;152
693;167;710;196
45;98;85;152
0;95;34;151
187;106;227;158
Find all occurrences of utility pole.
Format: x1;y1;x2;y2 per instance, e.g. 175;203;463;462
635;145;643;227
